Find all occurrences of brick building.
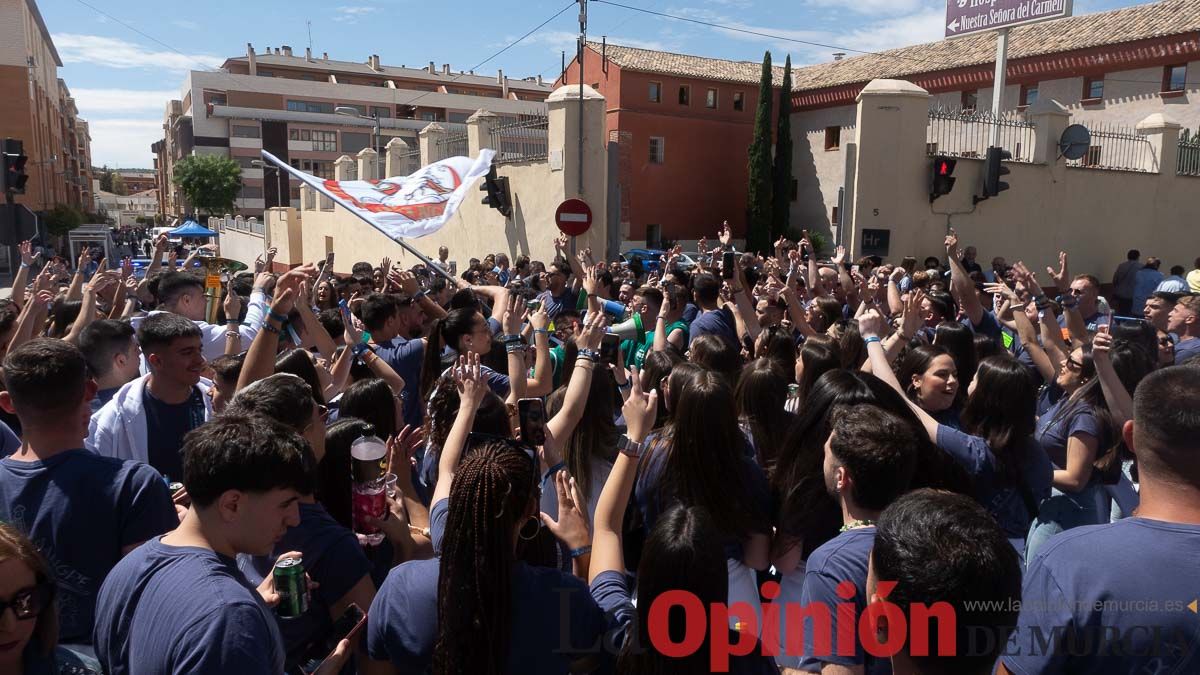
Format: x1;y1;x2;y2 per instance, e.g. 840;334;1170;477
560;42;785;248
0;0;94;216
155;44;552;219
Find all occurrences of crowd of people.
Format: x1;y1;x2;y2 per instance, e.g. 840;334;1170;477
0;222;1199;675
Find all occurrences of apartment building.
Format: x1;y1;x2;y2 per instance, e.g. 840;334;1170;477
789;0;1200;230
0;0;94;214
155;44;553;218
560;41;786;247
114;169;156;194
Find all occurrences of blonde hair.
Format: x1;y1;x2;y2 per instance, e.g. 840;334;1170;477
0;523;57;655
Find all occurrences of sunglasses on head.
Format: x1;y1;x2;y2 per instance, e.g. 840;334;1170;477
0;584;52;621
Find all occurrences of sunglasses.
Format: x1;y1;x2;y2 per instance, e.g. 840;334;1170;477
0;584;51;621
1065;357;1084;371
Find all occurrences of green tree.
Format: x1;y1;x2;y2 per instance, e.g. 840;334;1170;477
771;55;793;241
98;165;113;193
173;154;242;217
44;204;84;236
111;172;127;196
746;51;774;254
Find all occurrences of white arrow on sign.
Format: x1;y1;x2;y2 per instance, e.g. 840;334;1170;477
947;19;960;32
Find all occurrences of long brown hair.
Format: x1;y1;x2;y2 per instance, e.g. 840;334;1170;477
0;523;57;656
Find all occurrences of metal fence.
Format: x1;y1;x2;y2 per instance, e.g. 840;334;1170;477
1066;122;1152;173
436;132;469;159
400;146;422;175
1179;134;1200;177
489;114;549;164
926;107;1036;162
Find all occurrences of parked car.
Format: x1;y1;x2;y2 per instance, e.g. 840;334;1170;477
620;248;666;272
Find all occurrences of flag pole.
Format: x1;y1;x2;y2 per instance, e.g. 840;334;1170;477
260;150;457;284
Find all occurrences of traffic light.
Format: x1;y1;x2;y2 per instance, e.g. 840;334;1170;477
929;155;957;202
479;165;512;218
2;139;29;195
982;146;1011;198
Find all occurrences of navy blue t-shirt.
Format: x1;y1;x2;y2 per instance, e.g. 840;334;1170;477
142;386;206;482
236;501;372;667
1175;337;1200;365
374;336;425;428
0;419;20;457
590;570;777;674
366;557;609;673
1006;518;1200;674
936;425;1052;546
1035;389;1103;469
539;287;580;320
90;387;120;415
797;527;888;674
94;537;285;675
689;306;740;352
0;449;175;643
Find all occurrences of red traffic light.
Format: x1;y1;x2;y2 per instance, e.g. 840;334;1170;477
938;161;951;176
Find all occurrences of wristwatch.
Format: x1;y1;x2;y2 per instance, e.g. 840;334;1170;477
617;434;645;458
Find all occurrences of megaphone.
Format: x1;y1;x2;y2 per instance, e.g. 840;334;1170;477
609;312;643;342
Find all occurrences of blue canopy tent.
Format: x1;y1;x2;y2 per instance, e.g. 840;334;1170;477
168;220;218;238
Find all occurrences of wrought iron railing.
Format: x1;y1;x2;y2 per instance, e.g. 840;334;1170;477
489;114;549;164
435;132;469;159
1178;134;1200;177
926;107;1036;162
1066;122;1152;172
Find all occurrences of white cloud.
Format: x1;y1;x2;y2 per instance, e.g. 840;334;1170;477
71;88;176;115
87;119;161;169
333;6;377;22
53;33;223;72
804;0;928;16
171;19;200;30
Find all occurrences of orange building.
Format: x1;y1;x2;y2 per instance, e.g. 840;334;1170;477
0;0;93;215
560;41;784;247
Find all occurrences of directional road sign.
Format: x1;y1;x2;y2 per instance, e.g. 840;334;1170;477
945;0;1072;39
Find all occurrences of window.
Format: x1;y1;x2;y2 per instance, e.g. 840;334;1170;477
706;88;718;108
1019;84;1038;107
649;137;665;164
231;125;260;138
288;128;312;141
678;85;690;106
296;159;333;178
370;106;391;118
204;91;227;106
311;130;337;152
1083;76;1104;100
234;156;258;168
733;91;744;111
645;224;662;249
287;100;334;114
824;126;841;151
1163;64;1187;92
341;132;371;153
257;70;274;77
649;82;661;103
240;186;263;199
447;112;470;124
961;89;978;111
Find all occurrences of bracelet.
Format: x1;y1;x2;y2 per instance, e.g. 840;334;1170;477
267;310;288;323
569;545;592;559
20;262;30;269
505;343;525;354
543;461;565;485
501;334;523;344
533;328;550;336
407;524;431;538
261;323;281;335
577;348;600;362
863;336;882;345
617;379;632;389
224;331;240;339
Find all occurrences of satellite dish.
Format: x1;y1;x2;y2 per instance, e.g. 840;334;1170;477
1059;124;1091;160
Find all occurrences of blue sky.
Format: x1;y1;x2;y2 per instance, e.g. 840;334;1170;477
42;0;1141;169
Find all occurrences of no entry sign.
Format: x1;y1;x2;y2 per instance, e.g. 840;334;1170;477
554;198;592;237
945;0;1072;39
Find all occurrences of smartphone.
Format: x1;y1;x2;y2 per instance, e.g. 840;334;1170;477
662;281;678;310
800;229;811;262
448;261;458;276
518;398;547;446
298;604;367;675
526;299;542;311
1111;315;1147;328
722;250;736;279
600;332;621;366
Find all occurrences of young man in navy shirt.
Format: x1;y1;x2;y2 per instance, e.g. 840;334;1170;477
793;403;916;674
78;320;141;414
1002;366;1200;674
93;413;349;675
360;293;428;428
0;339;175;646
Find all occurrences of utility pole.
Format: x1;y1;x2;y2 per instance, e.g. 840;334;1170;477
988;28;1009;148
574;0;587;256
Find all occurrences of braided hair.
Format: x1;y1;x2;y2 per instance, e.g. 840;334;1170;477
433;439;536;674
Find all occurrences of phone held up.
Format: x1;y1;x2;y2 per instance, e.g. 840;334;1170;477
518;398;547;446
600;332;621;366
721;250;736;280
296;603;366;675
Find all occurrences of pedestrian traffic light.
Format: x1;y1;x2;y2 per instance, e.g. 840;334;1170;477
929;155;957;202
2;139;29;195
480;165;512;218
982;146;1011;198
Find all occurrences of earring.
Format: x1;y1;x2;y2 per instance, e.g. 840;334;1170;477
518;515;541;541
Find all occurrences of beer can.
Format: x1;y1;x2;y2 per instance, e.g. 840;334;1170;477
168;482;184;493
273;557;308;618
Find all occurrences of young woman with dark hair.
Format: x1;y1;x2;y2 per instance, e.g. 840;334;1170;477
935;320;978;407
735;358;794;470
752;324;797;381
366;352;609;674
338;378;399;442
687;333;740;385
897;343;961;427
274;348;326;406
544;367;619;520
793;335;841;411
588;377;776;674
639;349;683;430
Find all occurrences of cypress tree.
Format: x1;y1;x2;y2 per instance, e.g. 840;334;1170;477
745;51;774;254
771;55;793;240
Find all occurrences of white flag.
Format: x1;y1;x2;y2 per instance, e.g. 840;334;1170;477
260;149;495;239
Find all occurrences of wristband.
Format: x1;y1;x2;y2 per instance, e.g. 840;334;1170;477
20;262;30;269
501;334;523;344
352;343;372;358
506;343;525;354
543;461;565;485
617;434;645;458
863;336;882;345
569;545;592;560
533;328;550;336
267;310;288;323
577;348;600;362
224;331;240;339
617;379;632;389
261;323;281;335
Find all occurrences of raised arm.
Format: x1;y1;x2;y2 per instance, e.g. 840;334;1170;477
524;307;553;398
1047;251;1088;347
236;271;307;393
731;254;761;340
589;373;658;583
293;282;337;360
860;308;939;443
986;278;1056;383
545;312;605;443
65;248;93;302
1091;329;1133;428
431;353;486;506
10;240;33;309
945;228;984;327
499;292;528;405
887;266;906;316
144;233;169;279
65;270;119;344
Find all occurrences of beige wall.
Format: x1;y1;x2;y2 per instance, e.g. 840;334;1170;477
843;80;1200;280
790;104;857;235
278;84;609;275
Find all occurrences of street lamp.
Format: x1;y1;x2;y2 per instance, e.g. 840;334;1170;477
334;106;382;175
250;159;285;209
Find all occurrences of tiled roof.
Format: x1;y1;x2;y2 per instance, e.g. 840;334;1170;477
791;0;1200;92
224;54;553;92
587;41;789;86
